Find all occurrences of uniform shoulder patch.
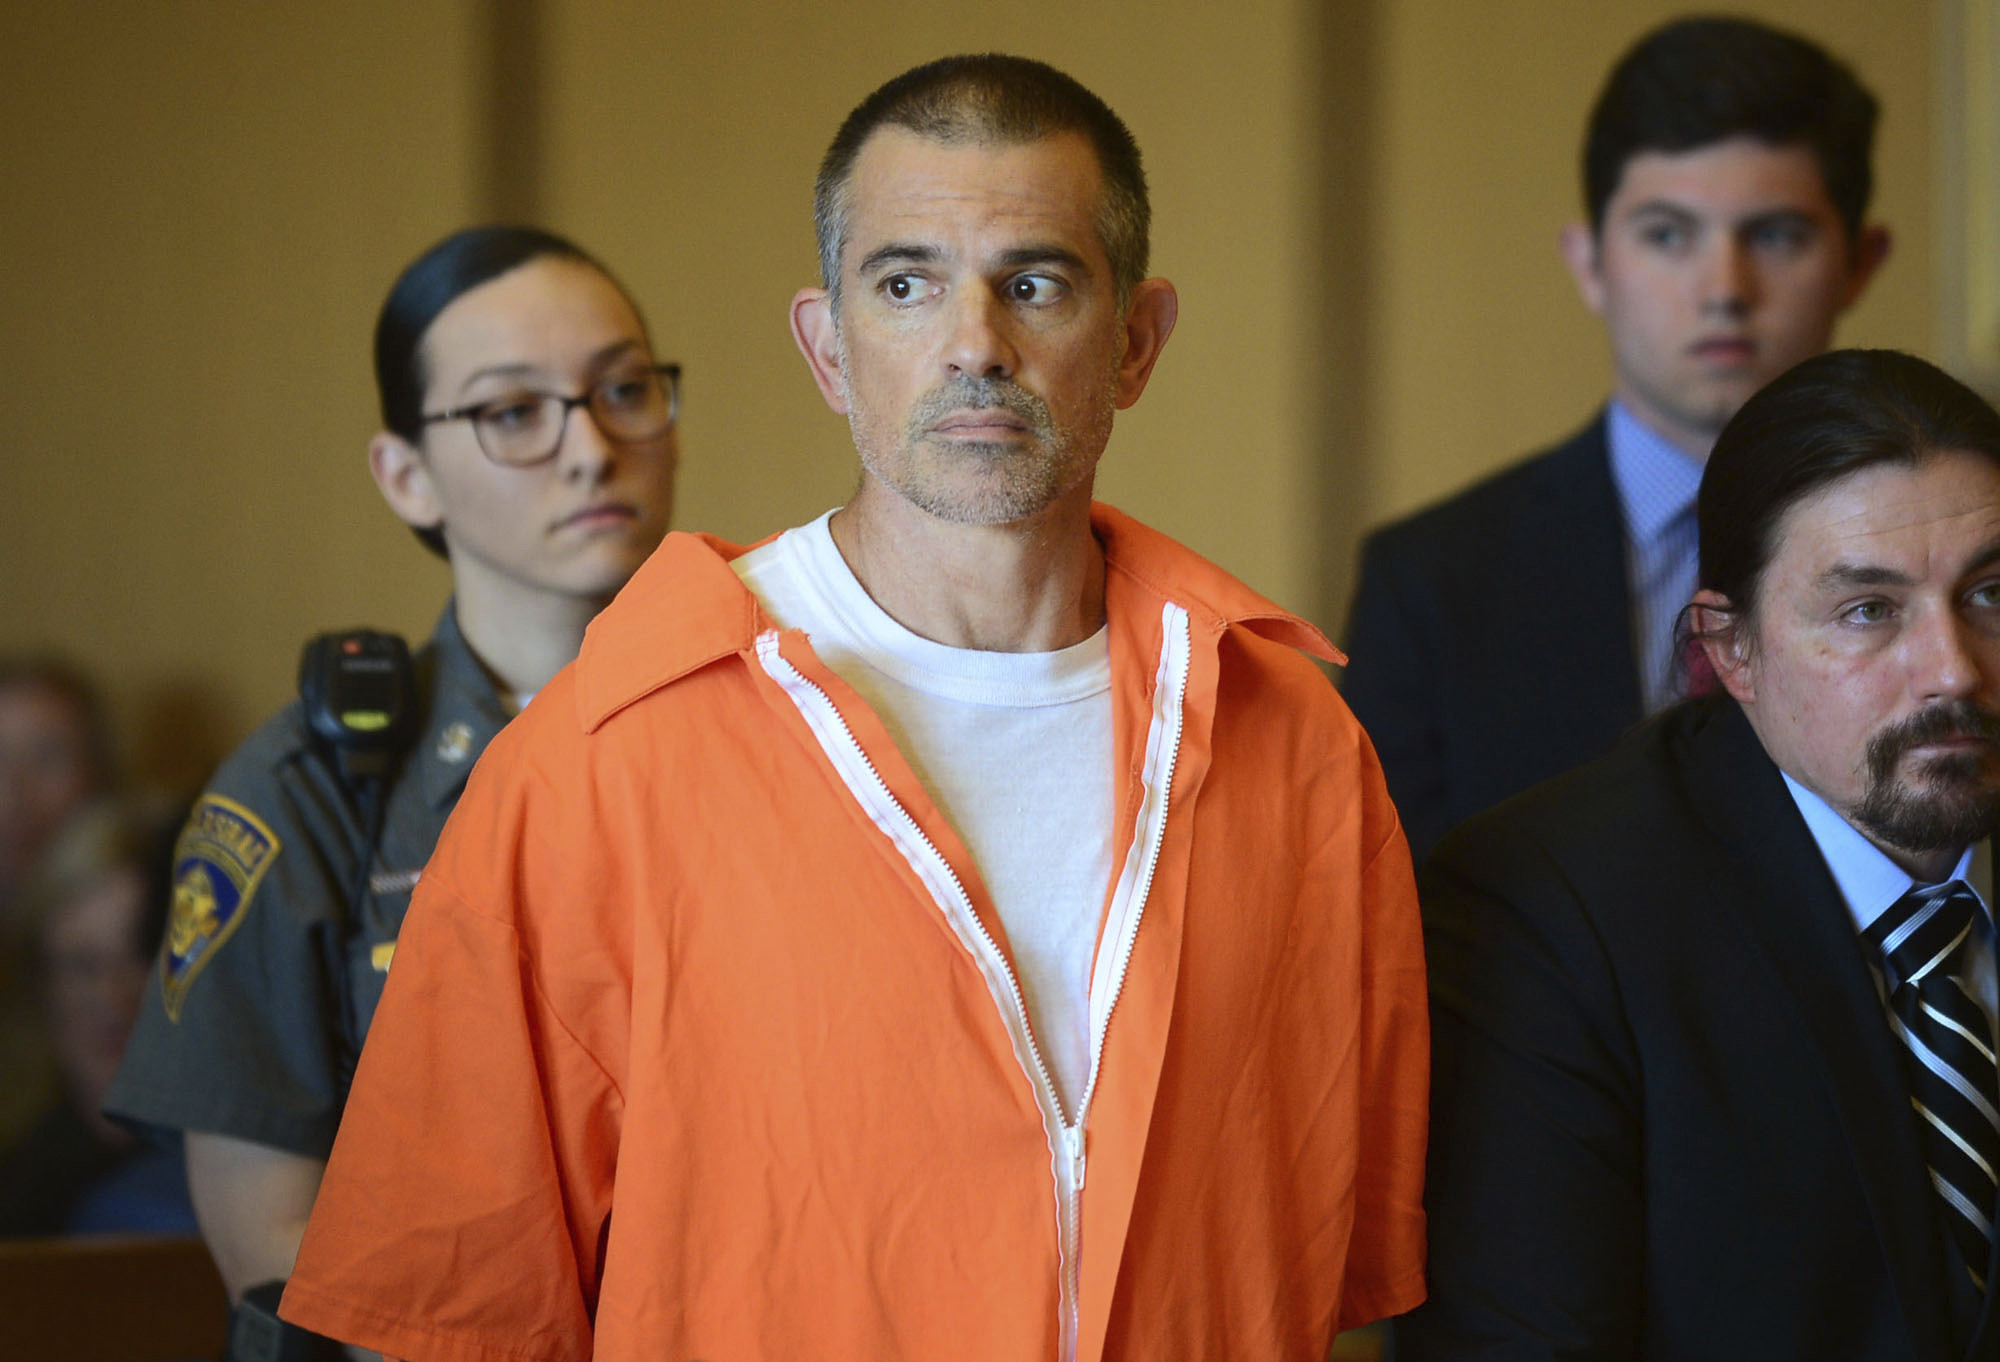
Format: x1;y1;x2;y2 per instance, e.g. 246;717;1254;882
162;794;281;1022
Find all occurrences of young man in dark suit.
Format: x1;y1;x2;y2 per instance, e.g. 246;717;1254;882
1401;349;2000;1361
1343;16;1891;859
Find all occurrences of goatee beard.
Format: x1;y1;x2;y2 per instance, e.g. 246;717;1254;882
1852;699;2000;858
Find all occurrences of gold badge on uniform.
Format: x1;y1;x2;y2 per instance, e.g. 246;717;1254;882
162;795;280;1021
435;721;475;765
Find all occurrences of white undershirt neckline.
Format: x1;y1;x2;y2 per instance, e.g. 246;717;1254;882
731;511;1115;1113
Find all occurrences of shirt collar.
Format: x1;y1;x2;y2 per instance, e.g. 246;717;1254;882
1605;399;1707;548
418;601;513;811
573;503;1339;732
1779;770;1987;935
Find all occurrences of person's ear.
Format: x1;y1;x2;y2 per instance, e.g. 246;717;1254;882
790;288;849;415
1839;223;1893;309
1559;222;1607;317
1691;590;1755;703
368;433;443;532
1113;278;1180;409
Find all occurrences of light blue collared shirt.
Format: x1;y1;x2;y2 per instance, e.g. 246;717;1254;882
1781;771;1998;1037
1605;400;1707;714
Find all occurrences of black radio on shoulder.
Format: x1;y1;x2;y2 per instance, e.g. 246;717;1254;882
298;630;418;784
297;629;421;1085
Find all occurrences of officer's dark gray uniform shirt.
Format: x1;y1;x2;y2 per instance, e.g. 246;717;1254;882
104;606;508;1157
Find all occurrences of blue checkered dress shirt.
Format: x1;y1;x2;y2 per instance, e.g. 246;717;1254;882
1605;401;1706;713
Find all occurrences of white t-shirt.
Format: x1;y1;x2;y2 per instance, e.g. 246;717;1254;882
733;512;1113;1113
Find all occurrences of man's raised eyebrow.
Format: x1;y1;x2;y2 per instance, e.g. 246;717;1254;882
1623;200;1699;223
993;244;1092;275
1737;208;1820;232
1815;541;2000;590
857;243;940;276
1816;562;1914;590
1967;540;2000;579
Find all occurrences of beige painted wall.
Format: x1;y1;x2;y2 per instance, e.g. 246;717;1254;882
1;3;480;790
0;0;1949;792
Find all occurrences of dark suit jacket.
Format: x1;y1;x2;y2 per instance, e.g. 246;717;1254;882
1343;417;1642;860
1397;698;2000;1362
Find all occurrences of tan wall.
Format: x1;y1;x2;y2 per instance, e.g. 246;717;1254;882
0;3;480;791
0;1;1947;792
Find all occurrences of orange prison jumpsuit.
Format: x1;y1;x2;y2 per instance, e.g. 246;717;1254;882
282;504;1428;1362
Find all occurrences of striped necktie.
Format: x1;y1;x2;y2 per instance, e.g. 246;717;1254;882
1864;879;2000;1289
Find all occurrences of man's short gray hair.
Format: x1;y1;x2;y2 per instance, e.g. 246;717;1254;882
813;54;1151;311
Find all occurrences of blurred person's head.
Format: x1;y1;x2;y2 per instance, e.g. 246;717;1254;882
22;799;174;1139
0;660;111;904
367;226;678;615
1560;17;1889;458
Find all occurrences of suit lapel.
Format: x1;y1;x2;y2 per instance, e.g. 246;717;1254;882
1684;701;1959;1361
1496;420;1644;758
1967;870;2000;1359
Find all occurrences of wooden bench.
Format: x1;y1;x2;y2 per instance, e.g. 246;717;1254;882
0;1234;227;1362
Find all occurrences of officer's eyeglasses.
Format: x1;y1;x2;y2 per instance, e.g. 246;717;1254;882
420;362;682;467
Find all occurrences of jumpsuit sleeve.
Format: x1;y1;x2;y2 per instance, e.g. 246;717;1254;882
280;861;622;1362
1392;819;1645;1361
102;714;353;1158
1340;526;1455;865
1334;750;1432;1331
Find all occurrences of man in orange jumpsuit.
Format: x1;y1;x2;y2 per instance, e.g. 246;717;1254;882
280;54;1428;1362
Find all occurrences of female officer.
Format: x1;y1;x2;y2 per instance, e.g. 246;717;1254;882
103;226;679;1337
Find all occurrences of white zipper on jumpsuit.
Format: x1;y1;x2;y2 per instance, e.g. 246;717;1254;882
753;602;1192;1362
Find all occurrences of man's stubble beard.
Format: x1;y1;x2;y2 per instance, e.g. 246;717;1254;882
841;357;1119;528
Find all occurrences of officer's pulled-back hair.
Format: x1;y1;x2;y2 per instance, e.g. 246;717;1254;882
1583;16;1878;237
373;226;633;559
1695;350;2000;642
813;54;1150;309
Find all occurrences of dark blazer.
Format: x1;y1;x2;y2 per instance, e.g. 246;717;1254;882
1398;697;2000;1362
1342;416;1641;860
